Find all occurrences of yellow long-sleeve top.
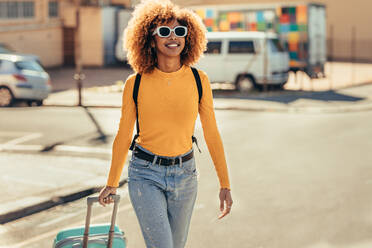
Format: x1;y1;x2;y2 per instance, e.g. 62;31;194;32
107;65;230;189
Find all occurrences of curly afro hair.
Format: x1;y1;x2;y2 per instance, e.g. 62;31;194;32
123;0;207;74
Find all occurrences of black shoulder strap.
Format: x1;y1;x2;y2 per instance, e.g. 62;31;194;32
129;68;203;152
129;73;141;151
191;67;202;103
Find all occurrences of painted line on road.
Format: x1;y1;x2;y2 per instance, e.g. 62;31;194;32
0;144;111;155
56;145;112;154
2;133;42;146
38;212;83;228
1;175;55;187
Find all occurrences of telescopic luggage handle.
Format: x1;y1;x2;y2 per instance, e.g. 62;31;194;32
83;194;121;248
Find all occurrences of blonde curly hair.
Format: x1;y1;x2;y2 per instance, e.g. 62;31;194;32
123;0;207;74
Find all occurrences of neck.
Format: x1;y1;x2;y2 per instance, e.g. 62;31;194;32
156;55;182;73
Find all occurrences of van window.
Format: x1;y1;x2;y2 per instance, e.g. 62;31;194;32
228;41;255;54
269;39;285;53
206;41;222;54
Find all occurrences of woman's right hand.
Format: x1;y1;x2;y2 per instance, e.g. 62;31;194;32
98;185;117;207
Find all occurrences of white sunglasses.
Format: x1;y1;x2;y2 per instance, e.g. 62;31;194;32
152;26;188;38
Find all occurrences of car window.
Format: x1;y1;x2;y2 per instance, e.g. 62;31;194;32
228;41;255;54
0;60;14;72
269;39;285;53
15;60;44;72
205;41;222;54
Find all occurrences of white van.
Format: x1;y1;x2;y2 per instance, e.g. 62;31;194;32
197;32;290;92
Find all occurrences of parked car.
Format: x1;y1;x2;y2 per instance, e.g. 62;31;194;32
196;31;290;92
0;54;52;107
0;43;42;65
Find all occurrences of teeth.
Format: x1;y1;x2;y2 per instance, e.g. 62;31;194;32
167;44;178;47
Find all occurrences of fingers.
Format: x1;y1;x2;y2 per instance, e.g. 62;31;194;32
218;190;233;219
98;187;116;207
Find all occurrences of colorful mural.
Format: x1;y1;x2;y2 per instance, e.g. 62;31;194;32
195;5;310;68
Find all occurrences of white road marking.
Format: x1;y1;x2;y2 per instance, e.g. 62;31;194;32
38;212;83;228
0;144;43;152
56;145;111;154
0;175;55;187
0;144;111;154
2;133;42;146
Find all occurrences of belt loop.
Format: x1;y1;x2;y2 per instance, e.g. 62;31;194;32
152;155;158;166
179;155;183;168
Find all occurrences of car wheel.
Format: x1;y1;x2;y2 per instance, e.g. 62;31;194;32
0;87;14;107
236;76;255;93
36;100;43;106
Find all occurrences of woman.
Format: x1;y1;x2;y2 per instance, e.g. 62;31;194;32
98;0;233;247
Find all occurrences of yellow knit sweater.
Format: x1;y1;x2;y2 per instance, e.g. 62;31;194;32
107;65;230;189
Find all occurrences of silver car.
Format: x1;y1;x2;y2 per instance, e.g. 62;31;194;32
0;54;52;107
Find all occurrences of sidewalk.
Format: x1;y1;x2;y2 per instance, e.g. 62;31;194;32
0;152;127;224
44;80;372;113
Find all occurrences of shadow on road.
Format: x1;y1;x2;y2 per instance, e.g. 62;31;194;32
213;89;366;104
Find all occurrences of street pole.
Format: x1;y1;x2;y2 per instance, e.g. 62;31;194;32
263;33;268;92
74;0;85;106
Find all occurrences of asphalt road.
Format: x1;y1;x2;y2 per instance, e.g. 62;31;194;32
1;107;372;248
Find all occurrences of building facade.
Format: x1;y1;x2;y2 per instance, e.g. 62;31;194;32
1;0;371;67
0;0;129;67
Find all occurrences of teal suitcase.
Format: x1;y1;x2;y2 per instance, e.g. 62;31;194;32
53;195;126;248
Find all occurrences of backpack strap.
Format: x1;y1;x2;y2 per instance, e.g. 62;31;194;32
191;67;202;103
129;68;203;153
191;67;202;153
129;73;141;151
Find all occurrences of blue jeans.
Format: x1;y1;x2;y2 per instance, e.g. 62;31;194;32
128;144;198;248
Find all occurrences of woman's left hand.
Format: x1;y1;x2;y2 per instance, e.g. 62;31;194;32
218;188;233;219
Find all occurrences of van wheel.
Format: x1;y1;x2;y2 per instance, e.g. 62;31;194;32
36;100;43;106
236;76;255;93
0;87;14;107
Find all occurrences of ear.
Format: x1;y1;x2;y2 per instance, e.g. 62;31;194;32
150;39;155;48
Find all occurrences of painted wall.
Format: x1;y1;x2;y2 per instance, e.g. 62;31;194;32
174;0;372;62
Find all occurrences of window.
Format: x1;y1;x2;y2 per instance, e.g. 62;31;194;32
7;2;19;18
228;41;255;54
15;60;44;72
205;41;222;54
269;39;285;53
0;2;7;19
23;1;34;18
0;1;35;19
48;1;59;18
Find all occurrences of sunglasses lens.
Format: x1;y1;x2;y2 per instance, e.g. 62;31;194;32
159;27;171;37
175;27;186;37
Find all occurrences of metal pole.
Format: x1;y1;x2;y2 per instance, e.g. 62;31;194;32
351;26;356;86
74;0;85;106
328;25;334;90
263;33;268;92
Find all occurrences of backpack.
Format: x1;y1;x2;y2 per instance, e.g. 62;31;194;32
129;67;202;153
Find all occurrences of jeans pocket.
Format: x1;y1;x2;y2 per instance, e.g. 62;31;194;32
131;155;151;168
182;159;197;175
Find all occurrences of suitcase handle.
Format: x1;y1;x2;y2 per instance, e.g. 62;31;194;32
83;194;121;248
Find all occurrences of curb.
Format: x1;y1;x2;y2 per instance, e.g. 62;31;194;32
43;102;372;113
0;179;127;224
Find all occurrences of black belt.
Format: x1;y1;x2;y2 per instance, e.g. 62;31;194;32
133;147;194;166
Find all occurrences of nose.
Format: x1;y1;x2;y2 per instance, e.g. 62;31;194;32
169;30;177;39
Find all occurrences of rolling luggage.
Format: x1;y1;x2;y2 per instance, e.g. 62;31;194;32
53;194;126;248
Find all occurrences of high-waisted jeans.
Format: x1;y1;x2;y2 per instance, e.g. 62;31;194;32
128;144;198;248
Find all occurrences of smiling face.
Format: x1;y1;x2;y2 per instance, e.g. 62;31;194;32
152;19;186;61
